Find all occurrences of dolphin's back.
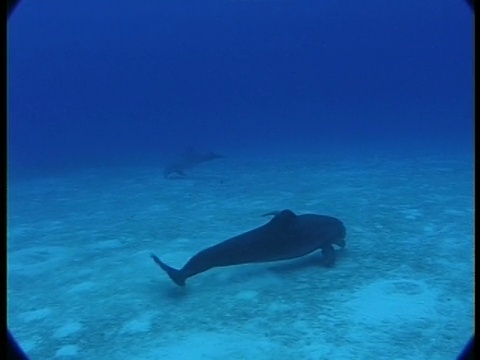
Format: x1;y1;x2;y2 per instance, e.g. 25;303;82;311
182;223;281;275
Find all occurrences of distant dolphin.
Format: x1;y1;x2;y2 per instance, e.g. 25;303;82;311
151;209;346;286
164;147;223;178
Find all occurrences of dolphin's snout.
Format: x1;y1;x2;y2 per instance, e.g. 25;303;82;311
335;238;346;248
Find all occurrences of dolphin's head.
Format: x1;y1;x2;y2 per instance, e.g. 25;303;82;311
334;237;346;248
333;224;347;248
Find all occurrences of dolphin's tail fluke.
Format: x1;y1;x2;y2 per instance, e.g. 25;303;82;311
150;253;186;287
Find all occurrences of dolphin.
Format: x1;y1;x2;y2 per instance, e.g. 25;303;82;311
163;147;222;178
151;209;346;286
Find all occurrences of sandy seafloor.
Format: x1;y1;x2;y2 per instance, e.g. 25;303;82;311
7;152;474;360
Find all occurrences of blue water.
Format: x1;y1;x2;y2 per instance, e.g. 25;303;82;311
7;1;474;359
8;0;473;172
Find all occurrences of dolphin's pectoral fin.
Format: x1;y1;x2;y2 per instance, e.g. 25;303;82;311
150;253;186;287
321;245;336;267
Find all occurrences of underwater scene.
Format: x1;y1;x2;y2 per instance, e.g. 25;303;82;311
7;1;474;359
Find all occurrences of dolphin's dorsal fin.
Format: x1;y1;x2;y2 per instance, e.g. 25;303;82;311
261;210;296;218
262;210;297;228
262;211;281;217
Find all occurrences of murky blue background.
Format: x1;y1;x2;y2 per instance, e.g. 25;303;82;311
8;0;473;174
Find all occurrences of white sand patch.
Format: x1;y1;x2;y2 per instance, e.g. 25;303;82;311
54;322;82;338
235;290;258;300
422;224;437;235
212;269;236;283
18;339;38;353
296;342;357;360
399;208;423;220
149;203;170;212
20;308;53;322
8;246;71;276
347;279;436;324
43;220;65;230
143;331;279;360
266;302;291;314
212;263;280;286
120;313;155;334
89;239;124;250
67;281;96;294
7;225;33;238
174;237;193;245
444;209;468;216
74;268;94;277
55;345;79;357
